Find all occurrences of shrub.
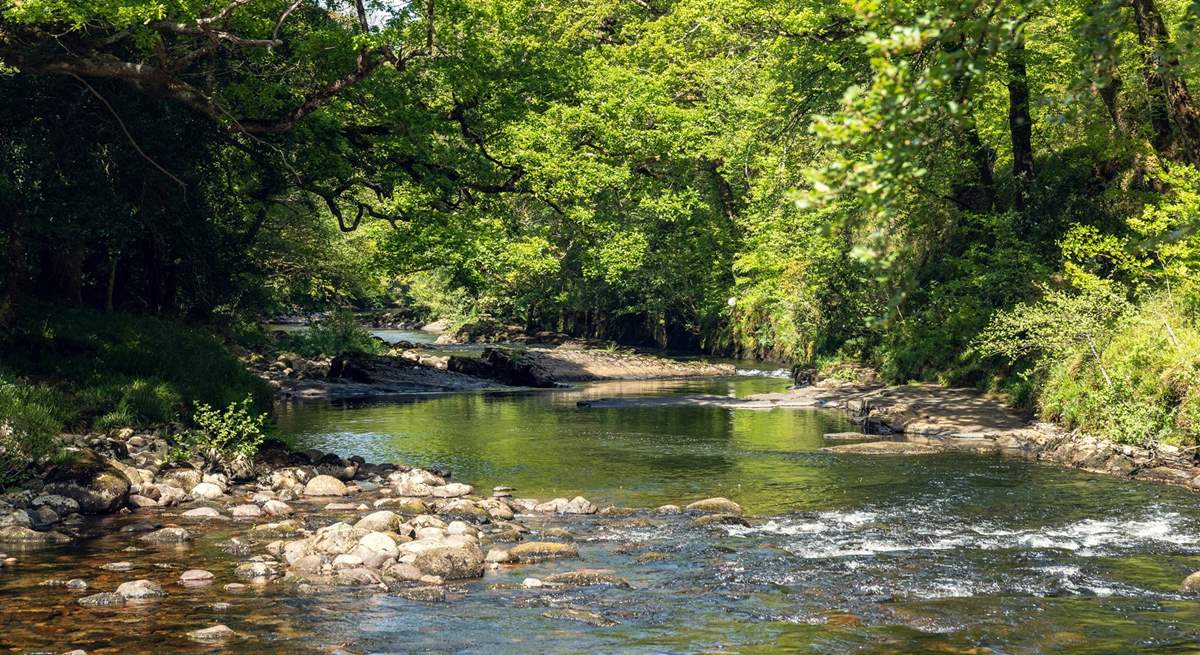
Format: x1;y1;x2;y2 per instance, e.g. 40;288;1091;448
0;377;65;488
280;310;384;358
0;305;271;431
176;396;267;475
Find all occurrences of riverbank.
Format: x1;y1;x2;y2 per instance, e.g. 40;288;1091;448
582;380;1200;490
249;343;735;400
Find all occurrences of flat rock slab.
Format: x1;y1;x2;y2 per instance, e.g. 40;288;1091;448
823;441;943;455
824;432;870;440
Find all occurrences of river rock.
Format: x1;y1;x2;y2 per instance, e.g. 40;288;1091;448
1182;571;1200;592
822;441;941;455
100;562;134;572
685;497;743;515
354;510;403;532
485;548;514;564
357;531;399;556
32;494;80;515
534;496;598;515
655;504;681;514
181;507;224;520
431;483;473;498
0;526;71;544
234;561;281;580
44;451;131;514
116;579;166;599
332;553;364;569
542;607;618;627
310;522;370;555
187;625;236;642
190;482;224;501
695;513;751;527
262;500;293;517
0;510;33;529
78;592;126;608
411;542;485;580
438;499;490;523
180;569;215;584
395;585;446;603
509;541;579;561
305;475;348;497
230;504;263;518
336;566;384;586
159;469;203;492
543;569;631;588
128;494;159;509
374;497;427;514
139;527;192;545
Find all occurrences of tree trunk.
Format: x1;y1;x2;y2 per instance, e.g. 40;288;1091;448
1094;58;1127;135
105;254;119;313
0;228;25;325
1007;33;1034;211
1131;0;1200;164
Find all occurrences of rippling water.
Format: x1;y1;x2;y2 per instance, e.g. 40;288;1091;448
6;377;1200;653
278;377;1200;653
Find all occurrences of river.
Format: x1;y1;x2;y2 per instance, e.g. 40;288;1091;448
5;375;1200;653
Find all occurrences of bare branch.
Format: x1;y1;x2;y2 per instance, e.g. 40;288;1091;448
69;74;188;190
273;0;305;42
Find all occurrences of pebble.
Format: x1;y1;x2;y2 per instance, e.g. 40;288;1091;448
100;562;134;572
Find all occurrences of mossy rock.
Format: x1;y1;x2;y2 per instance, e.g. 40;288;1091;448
509;541;579;561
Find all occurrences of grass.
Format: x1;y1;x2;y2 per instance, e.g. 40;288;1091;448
1040;295;1200;446
0;305;273;487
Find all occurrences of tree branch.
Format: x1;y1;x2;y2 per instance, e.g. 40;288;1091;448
69;74;188;190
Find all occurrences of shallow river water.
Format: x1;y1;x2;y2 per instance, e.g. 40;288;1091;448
6;376;1200;653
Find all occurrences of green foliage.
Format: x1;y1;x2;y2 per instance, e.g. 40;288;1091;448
1038;292;1200;445
0;306;270;430
279;310;385;358
0;376;66;488
176;396;268;472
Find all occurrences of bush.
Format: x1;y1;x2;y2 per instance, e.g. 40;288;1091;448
0;305;271;431
0;377;66;488
175;396;267;475
279;310;384;358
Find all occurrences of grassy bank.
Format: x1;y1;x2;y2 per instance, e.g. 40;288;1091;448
0;306;270;486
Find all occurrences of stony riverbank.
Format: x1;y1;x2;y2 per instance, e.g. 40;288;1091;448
247;343;734;399
580;380;1200;490
766;382;1200;489
0;428;749;650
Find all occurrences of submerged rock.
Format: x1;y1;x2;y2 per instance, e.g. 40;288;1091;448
694;513;750;527
138;527;192;545
542;607;618;627
187;625;236;642
543;569;630;588
822;441;941;455
509;541;579;561
78;592;126;608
